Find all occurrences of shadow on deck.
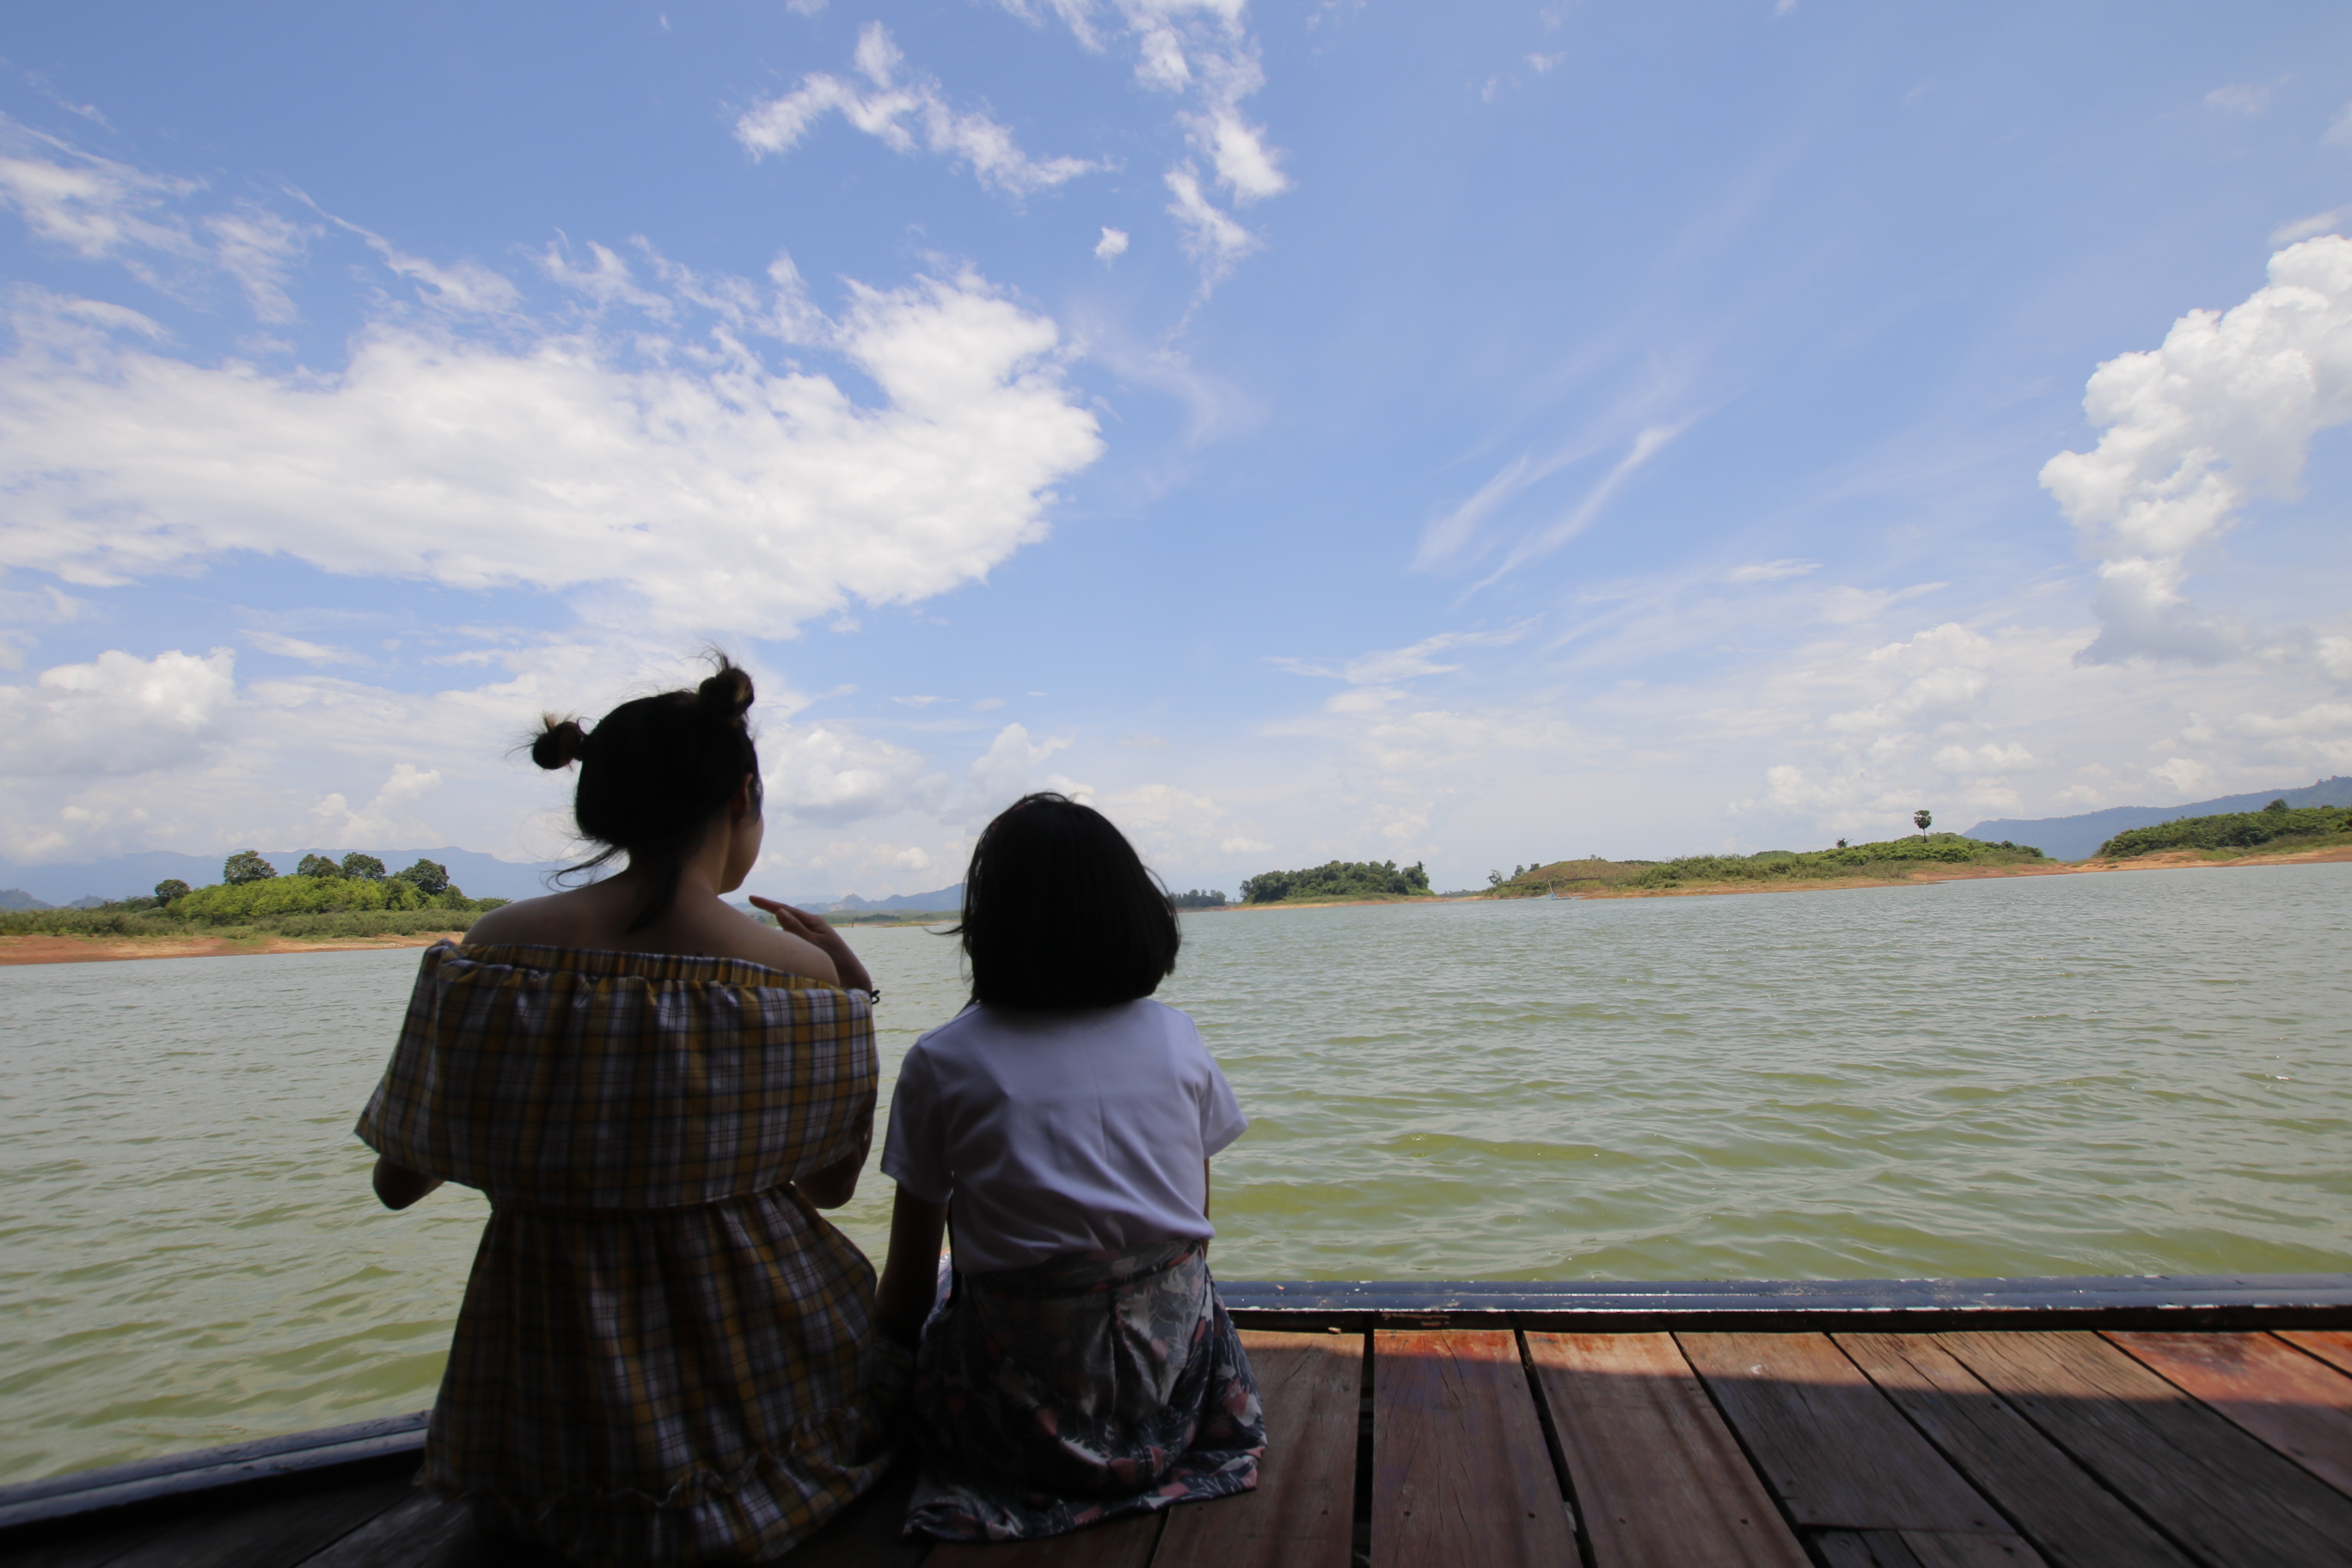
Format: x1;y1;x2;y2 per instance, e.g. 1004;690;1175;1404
7;1277;2352;1568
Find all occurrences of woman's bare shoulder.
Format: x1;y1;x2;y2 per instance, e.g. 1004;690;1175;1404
461;891;576;946
690;915;842;986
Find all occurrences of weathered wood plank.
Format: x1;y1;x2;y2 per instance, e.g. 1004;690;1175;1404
286;1491;500;1568
2105;1331;2352;1498
1524;1331;1805;1568
1154;1331;1358;1568
0;1512;177;1568
1834;1332;2193;1568
1942;1330;2352;1568
1815;1533;2044;1568
2279;1329;2352;1380
1675;1334;2002;1534
1370;1331;1576;1568
924;1513;1161;1568
97;1477;417;1568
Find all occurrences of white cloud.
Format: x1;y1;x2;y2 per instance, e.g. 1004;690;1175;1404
763;722;947;825
1527;52;1565;73
1165;164;1257;281
2327;102;2352;150
246;630;358;664
1095;225;1130;261
968;721;1084;811
203;204;313;323
0;260;1104;636
1472;423;1688;588
1273;624;1532;685
1000;0;1288;288
2204;83;2273;116
0;648;236;777
1725;559;1820;583
735;23;1105;197
2269;206;2352;247
2041;235;2352;663
307;761;443;848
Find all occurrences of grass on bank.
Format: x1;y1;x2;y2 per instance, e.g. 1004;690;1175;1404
0;873;507;944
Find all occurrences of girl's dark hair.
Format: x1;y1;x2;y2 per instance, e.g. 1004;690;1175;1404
958;793;1179;1009
531;657;762;932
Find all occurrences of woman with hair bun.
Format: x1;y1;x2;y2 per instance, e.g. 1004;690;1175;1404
356;657;901;1565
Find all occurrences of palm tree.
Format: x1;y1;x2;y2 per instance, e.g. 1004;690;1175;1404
1914;809;1932;836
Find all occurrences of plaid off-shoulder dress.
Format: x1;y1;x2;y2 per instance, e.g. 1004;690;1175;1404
356;942;904;1565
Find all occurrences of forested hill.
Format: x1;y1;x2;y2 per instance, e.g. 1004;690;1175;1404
1964;776;2352;861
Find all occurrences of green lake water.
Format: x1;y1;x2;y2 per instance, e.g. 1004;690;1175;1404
3;862;2347;1481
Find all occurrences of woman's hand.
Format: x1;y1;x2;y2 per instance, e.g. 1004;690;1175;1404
749;897;875;998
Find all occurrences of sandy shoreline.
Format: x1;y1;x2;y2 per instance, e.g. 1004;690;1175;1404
0;931;471;967
5;844;2346;964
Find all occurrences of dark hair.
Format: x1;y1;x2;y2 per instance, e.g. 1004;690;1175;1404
958;793;1179;1009
531;657;762;932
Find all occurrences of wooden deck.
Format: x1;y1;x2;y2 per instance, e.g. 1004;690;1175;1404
7;1277;2352;1568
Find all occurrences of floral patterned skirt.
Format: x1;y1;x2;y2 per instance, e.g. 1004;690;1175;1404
904;1239;1264;1541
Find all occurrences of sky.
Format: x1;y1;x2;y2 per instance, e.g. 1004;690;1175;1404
2;0;2350;898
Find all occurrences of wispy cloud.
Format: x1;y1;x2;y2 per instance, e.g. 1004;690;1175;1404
735;22;1106;197
1468;422;1691;591
1000;0;1289;292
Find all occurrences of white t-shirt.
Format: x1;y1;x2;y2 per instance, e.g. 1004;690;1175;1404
880;999;1247;1274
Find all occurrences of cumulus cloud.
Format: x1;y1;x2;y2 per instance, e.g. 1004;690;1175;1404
968;721;1085;811
306;761;443;847
0;648;236;776
1095;225;1130;261
0;260;1104;635
735;22;1105;197
2042;235;2352;663
763;722;947;825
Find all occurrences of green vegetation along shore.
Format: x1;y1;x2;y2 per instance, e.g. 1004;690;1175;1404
0;852;505;944
1239;860;1432;904
2098;800;2352;859
1479;834;2051;897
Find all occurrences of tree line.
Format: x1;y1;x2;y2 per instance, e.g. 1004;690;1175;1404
1238;860;1430;904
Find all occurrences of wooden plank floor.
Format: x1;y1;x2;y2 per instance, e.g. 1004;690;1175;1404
9;1326;2352;1568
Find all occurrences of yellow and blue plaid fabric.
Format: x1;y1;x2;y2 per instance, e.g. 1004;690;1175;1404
356;942;903;1565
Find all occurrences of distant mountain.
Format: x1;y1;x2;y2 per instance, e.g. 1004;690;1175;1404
0;888;54;910
1963;776;2352;861
0;847;569;906
833;883;965;913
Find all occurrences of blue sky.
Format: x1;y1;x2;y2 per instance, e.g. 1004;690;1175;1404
3;0;2349;897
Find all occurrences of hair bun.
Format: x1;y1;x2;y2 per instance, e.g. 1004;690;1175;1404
532;716;590;769
696;658;755;720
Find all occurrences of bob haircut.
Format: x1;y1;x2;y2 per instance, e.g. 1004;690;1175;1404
958;793;1179;1009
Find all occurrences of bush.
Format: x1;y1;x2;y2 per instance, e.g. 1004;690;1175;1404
2098;805;2352;859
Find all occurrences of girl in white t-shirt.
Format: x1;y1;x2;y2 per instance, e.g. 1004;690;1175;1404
875;792;1264;1541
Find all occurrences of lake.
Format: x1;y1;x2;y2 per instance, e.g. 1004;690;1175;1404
3;861;2347;1481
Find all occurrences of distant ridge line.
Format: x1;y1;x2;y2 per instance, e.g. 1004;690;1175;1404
1963;775;2352;861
